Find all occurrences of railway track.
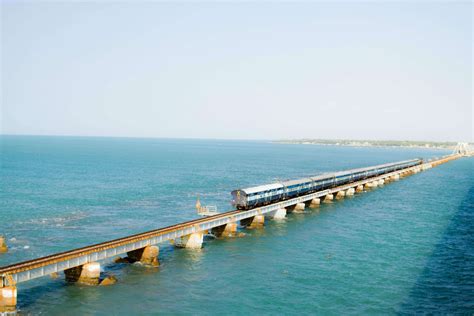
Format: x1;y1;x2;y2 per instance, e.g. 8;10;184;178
0;209;241;275
0;153;463;314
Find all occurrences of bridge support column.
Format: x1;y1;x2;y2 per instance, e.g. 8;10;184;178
323;194;333;203
310;198;320;208
345;188;355;196
173;232;204;249
65;262;101;285
336;191;345;199
391;174;400;181
211;222;238;237
0;236;7;253
241;215;265;229
356;185;364;193
371;181;378;187
268;208;286;220
422;164;432;170
0;285;16;314
292;203;305;213
127;245;159;266
378;179;384;186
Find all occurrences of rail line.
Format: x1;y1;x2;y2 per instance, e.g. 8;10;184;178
0;153;462;294
0;210;241;276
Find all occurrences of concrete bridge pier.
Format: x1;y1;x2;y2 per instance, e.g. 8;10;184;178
0;236;7;253
0;285;16;314
378;179;384;186
241;215;265;229
422;164;432;170
267;208;287;220
371;181;378;187
323;194;334;203
290;203;305;213
309;198;320;207
356;185;364;193
127;245;159;266
65;262;101;285
345;188;355;196
211;222;238;237
336;190;345;199
390;174;399;181
173;232;205;249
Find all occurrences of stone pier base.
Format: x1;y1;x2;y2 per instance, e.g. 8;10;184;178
378;179;384;186
309;198;320;208
211;222;238;237
292;203;305;213
65;262;101;285
323;194;334;203
336;191;345;199
127;245;159;266
270;208;287;219
422;164;432;170
241;215;265;229
345;188;355;196
0;286;16;314
173;232;204;249
356;185;364;193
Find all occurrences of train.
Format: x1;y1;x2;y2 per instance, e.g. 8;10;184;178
231;158;423;210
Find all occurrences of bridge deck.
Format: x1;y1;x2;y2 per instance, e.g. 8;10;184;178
0;158;455;286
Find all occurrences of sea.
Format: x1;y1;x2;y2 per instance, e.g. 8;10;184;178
0;135;472;315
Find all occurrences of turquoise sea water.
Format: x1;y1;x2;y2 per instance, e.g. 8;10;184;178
0;135;472;315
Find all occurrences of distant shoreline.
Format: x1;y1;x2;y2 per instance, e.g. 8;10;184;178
271;140;463;151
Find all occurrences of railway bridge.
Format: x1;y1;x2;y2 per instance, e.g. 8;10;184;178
0;153;463;314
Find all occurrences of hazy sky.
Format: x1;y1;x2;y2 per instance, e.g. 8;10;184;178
1;1;472;141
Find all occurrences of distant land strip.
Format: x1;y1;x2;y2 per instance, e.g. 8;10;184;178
272;139;471;150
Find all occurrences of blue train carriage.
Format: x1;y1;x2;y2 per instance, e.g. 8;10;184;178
232;158;423;210
309;173;336;191
280;177;315;199
333;170;354;186
231;183;284;210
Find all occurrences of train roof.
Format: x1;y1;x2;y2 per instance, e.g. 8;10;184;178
310;173;334;181
281;178;313;187
326;158;421;177
232;158;422;195
238;182;283;194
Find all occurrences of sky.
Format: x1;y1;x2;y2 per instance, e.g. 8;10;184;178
1;1;472;141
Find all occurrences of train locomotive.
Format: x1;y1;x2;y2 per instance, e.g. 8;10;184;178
231;158;422;210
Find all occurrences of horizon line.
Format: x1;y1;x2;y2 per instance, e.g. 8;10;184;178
0;132;470;144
